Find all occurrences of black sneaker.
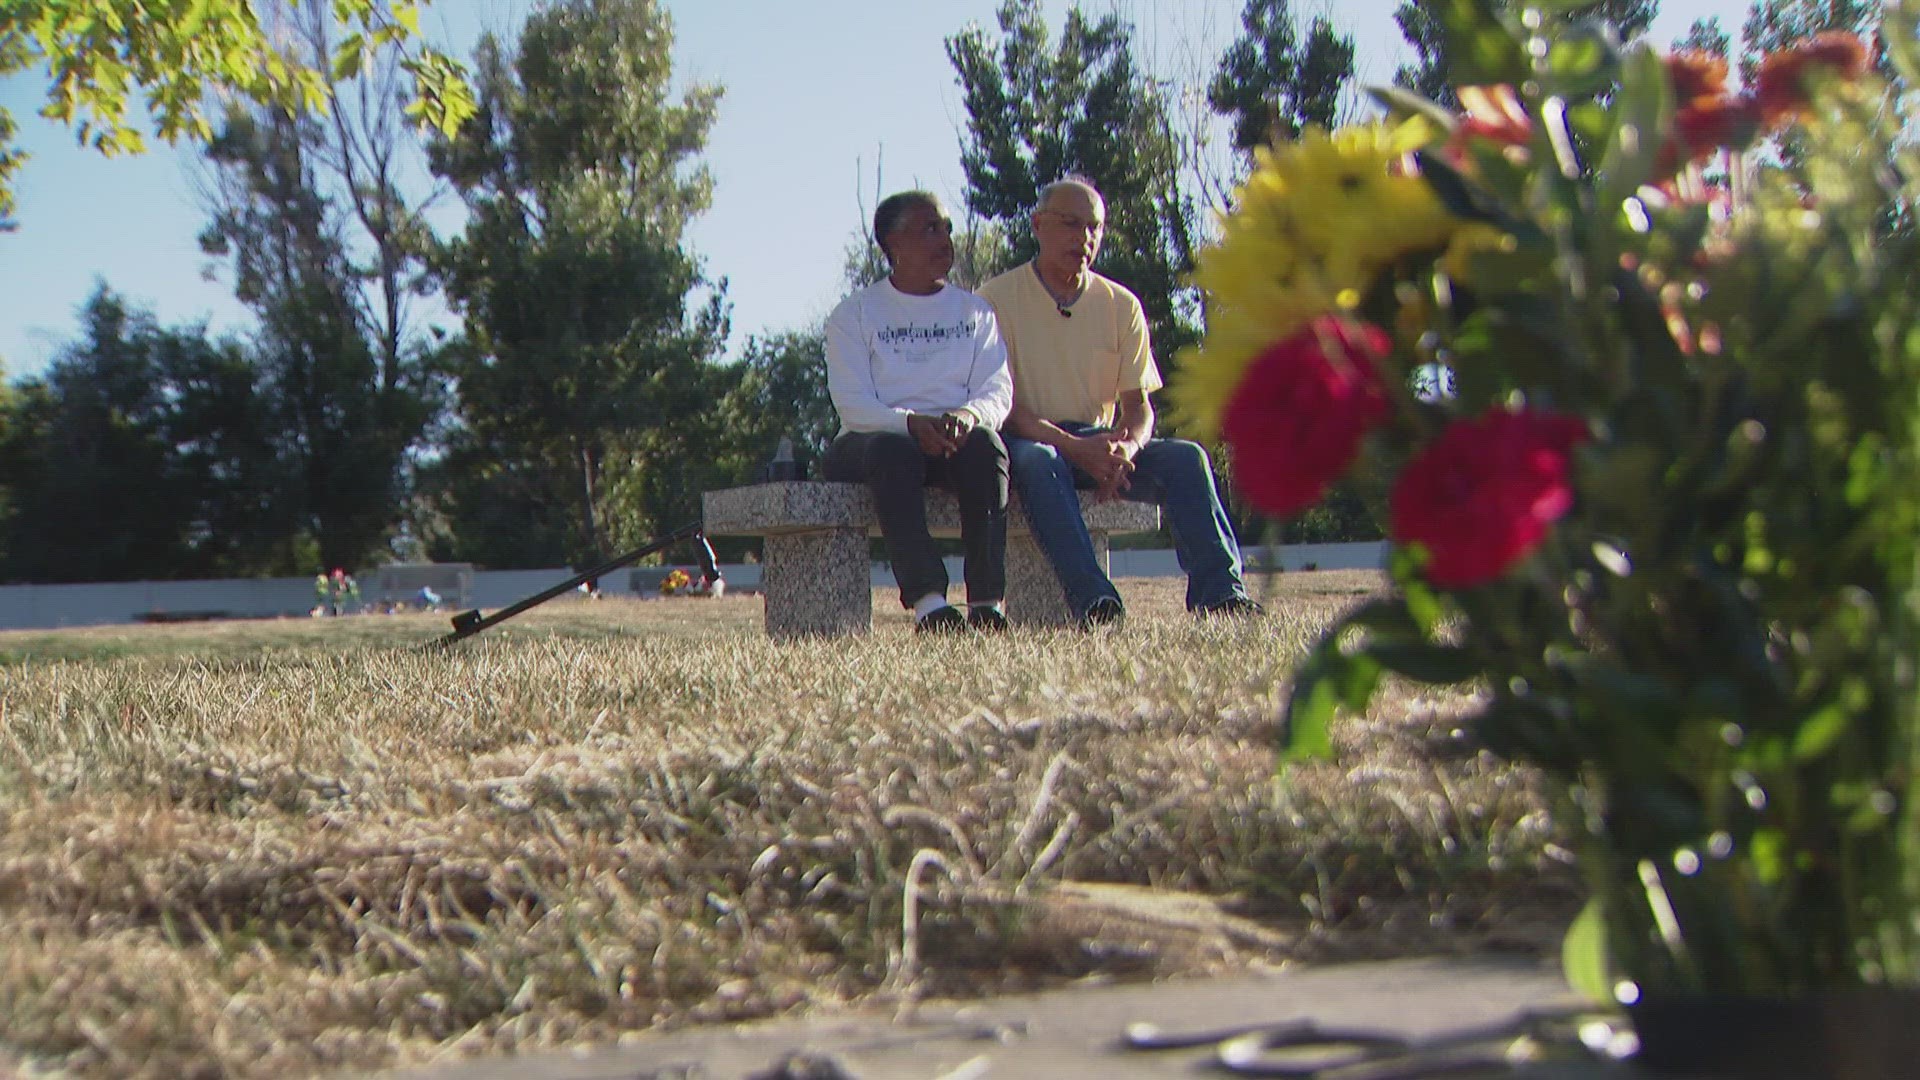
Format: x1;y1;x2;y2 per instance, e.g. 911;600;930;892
1199;595;1264;618
968;607;1010;633
1080;596;1125;631
916;605;971;634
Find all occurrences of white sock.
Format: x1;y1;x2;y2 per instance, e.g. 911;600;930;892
913;594;953;621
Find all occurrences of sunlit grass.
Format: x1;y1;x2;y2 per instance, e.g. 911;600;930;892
0;573;1574;1078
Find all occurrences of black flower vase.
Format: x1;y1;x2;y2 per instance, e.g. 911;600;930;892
1629;988;1920;1078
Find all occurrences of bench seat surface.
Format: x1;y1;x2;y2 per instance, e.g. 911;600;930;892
703;481;1159;537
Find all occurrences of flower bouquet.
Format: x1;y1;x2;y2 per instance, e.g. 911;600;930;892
658;568;692;596
1176;0;1920;1067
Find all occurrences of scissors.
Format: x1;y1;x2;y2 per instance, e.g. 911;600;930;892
1122;1005;1628;1078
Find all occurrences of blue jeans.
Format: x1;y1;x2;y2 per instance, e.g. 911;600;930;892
1007;424;1250;617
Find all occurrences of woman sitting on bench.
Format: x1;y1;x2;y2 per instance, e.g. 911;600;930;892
821;190;1014;634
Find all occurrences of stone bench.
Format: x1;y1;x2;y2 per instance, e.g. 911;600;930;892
702;482;1161;636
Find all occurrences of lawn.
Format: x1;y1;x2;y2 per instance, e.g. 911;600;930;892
0;573;1576;1078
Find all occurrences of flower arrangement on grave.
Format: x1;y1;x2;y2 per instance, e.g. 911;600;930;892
1174;0;1920;1031
659;568;693;596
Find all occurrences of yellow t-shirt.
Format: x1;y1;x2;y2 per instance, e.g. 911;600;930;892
977;263;1163;428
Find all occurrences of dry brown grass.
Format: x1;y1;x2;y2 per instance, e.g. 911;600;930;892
0;573;1576;1078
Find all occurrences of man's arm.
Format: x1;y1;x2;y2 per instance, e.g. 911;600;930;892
1108;390;1154;455
1005;401;1135;496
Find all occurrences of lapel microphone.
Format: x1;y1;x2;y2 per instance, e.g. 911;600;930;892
1057;305;1072;318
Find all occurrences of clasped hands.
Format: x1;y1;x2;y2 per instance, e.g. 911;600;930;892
906;411;978;457
1064;432;1138;501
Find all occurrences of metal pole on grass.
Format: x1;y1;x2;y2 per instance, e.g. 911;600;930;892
430;522;722;647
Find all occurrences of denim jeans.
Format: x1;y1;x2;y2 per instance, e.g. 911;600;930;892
1006;423;1249;617
821;428;1009;609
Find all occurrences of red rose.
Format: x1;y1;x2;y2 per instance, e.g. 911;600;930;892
1754;31;1871;123
1222;316;1392;518
1390;408;1588;587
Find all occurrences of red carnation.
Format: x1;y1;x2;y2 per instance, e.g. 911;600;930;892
1666;51;1730;105
1754;31;1871;123
1221;316;1392;519
1676;94;1762;153
1390;408;1588;588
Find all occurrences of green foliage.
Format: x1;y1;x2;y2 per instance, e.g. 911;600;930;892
1207;0;1356;155
0;0;473;222
1673;16;1731;57
0;287;299;582
946;0;1200;362
199;103;429;570
1394;0;1659;108
424;0;725;568
1275;0;1920;996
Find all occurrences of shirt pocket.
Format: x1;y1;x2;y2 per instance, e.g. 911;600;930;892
1093;343;1126;395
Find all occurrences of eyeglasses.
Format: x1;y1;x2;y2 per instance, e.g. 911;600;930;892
1045;211;1105;235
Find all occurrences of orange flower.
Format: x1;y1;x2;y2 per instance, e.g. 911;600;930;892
1666;51;1729;105
1754;31;1871;123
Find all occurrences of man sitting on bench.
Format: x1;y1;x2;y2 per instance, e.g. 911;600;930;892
821;190;1015;634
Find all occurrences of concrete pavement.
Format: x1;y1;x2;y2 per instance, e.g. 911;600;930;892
378;956;1644;1079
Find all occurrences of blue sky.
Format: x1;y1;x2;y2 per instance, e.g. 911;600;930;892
0;0;1752;381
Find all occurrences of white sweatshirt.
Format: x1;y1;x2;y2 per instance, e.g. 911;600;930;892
823;280;1014;436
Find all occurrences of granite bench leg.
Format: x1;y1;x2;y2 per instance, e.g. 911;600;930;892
1005;533;1107;628
763;529;871;637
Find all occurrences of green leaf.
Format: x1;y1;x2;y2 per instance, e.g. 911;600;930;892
1749;829;1789;886
331;36;365;82
1596;45;1671;216
1369;642;1481;685
1543;23;1619;98
1791;701;1851;762
1561;897;1615;1005
392;1;421;36
1441;0;1528;87
1364;83;1458;135
1283;628;1384;762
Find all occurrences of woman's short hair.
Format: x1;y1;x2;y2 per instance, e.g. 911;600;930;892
872;190;942;263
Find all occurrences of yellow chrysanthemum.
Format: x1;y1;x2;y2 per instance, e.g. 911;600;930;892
1174;119;1460;436
1275;125;1458;268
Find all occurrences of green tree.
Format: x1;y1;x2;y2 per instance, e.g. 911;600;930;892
0;0;471;222
197;0;455;570
710;330;838;486
199;106;425;570
1207;0;1356;156
424;0;726;567
1674;16;1733;56
1395;0;1659;107
0;287;294;582
946;0;1201;362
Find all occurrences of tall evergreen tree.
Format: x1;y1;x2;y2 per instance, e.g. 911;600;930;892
1207;0;1356;156
425;0;726;567
947;0;1200;362
1675;16;1733;57
0;287;293;582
